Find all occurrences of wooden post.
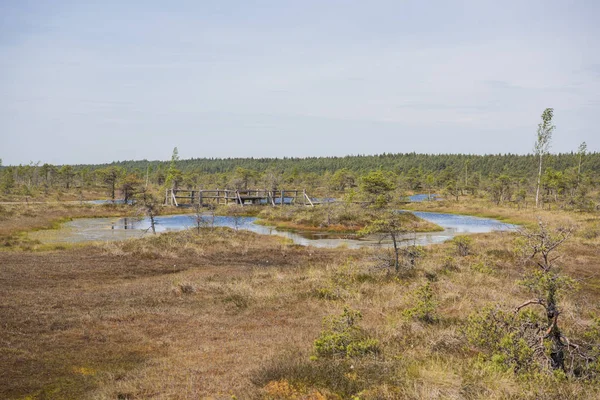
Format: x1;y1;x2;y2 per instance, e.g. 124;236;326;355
199;190;203;206
304;190;314;207
269;190;275;207
280;190;284;207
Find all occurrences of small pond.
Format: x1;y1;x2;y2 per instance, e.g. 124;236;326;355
29;211;516;249
408;194;441;202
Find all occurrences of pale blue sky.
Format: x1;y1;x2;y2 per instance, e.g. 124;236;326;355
1;0;599;165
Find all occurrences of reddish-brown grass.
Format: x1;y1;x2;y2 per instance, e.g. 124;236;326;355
0;200;599;399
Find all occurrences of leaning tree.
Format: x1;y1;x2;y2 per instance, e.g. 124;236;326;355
465;219;600;377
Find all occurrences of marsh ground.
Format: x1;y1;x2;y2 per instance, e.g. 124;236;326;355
0;201;599;399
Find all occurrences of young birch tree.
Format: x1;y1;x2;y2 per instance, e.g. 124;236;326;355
534;108;555;208
577;141;587;187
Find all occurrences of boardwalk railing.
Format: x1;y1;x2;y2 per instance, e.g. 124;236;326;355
165;189;317;207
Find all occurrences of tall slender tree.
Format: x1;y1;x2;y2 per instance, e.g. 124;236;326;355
577;141;587;185
534;108;555;208
164;147;181;190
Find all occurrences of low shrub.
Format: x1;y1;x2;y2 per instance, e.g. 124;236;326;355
314;308;380;358
452;235;473;257
402;282;437;323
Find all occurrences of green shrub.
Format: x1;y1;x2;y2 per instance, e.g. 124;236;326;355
402;282;437;323
463;306;541;373
452;235;473;256
314;286;343;300
470;260;494;274
314;308;380;358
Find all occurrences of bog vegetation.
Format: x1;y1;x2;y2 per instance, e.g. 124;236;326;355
1;145;599;212
1;111;600;399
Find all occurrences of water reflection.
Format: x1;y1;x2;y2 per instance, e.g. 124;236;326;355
408;194;441;202
111;217;140;230
30;211;516;249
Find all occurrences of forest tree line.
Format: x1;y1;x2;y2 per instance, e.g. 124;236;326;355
1;151;598;210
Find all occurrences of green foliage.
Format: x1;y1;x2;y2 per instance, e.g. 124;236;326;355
440;256;458;273
452;235;473;257
361;211;422;274
3;149;600;209
359;170;396;207
136;188;161;234
519;270;577;304
359;170;395;195
535;108;556;208
330;168;356;191
314;287;343;301
314;308;380;358
402;282;437;323
314;263;360;301
464;306;541;373
489;174;513;204
535;108;555;157
97;166;124;200
0;167;15;194
164;147;182;190
258;203;378;231
470;258;494;274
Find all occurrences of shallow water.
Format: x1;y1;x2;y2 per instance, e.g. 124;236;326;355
29;211;515;249
408;194;441;202
86;199;134;205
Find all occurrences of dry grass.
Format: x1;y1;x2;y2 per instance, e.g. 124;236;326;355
257;203;443;234
1;199;599;399
0;230;349;399
0;187;109;203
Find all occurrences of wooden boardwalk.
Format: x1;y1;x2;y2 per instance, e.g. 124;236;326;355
165;189;316;207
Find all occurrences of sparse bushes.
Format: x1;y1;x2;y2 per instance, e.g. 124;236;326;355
258;203;370;232
313;263;361;301
258;203;438;234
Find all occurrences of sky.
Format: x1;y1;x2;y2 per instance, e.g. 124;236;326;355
1;0;599;165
